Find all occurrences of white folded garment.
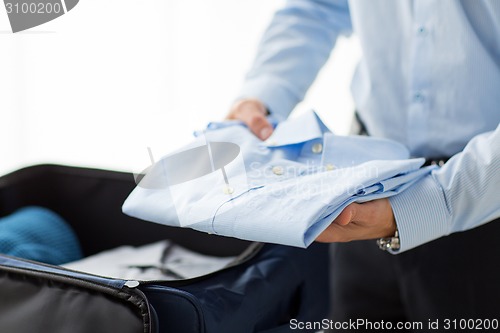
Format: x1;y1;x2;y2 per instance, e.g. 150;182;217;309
63;240;235;280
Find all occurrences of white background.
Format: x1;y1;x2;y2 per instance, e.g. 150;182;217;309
0;0;360;175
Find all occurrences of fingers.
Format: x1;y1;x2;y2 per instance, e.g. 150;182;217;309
333;201;380;226
227;99;274;140
315;223;344;243
333;204;356;226
315;205;357;243
342;200;396;237
315;199;397;243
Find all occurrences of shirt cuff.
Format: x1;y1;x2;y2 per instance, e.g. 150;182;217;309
238;76;301;123
388;174;452;253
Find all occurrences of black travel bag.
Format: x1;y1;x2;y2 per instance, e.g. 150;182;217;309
0;164;329;333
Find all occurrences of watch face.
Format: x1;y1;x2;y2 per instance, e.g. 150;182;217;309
376;235;400;251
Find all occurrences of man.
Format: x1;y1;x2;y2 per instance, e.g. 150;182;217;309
227;0;500;328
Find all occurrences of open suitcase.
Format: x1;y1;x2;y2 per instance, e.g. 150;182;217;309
0;164;330;333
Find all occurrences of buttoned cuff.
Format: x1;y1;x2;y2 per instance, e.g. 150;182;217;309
238;76;301;123
388;174;452;253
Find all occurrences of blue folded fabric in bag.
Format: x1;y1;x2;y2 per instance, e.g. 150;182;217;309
123;110;437;247
0;207;82;265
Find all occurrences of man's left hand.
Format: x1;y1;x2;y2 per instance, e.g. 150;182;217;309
316;198;396;242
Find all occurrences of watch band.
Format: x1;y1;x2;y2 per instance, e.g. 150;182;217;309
376;229;400;251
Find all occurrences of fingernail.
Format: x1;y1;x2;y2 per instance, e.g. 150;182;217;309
260;127;272;140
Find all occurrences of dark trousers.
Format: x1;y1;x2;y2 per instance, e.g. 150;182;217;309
328;218;500;332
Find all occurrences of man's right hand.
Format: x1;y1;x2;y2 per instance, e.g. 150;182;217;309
226;99;274;141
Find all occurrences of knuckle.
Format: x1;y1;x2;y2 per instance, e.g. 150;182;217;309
248;114;266;129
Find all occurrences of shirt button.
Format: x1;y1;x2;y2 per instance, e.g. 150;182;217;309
413;92;425;103
272;166;284;175
312;143;323;154
417;26;427;36
326;164;336;171
223;186;234;194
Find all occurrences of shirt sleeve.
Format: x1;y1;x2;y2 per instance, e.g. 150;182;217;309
238;0;353;122
389;123;500;253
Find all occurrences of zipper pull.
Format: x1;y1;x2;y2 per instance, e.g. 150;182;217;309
124;280;140;288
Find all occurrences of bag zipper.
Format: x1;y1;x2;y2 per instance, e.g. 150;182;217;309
0;257;156;333
0;242;265;332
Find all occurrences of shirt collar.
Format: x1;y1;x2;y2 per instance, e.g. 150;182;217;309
265;110;330;147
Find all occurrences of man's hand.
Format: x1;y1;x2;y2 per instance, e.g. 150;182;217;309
316;198;397;243
227;98;274;140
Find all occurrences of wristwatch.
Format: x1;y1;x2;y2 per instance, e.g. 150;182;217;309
376;229;400;251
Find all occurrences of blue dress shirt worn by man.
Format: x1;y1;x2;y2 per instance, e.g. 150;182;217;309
228;0;500;326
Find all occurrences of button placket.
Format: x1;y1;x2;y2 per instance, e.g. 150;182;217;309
408;5;433;153
320;134;337;172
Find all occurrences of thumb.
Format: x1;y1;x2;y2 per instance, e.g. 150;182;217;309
251;116;273;141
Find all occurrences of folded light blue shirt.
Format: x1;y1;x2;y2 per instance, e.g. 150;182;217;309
123;111;435;248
